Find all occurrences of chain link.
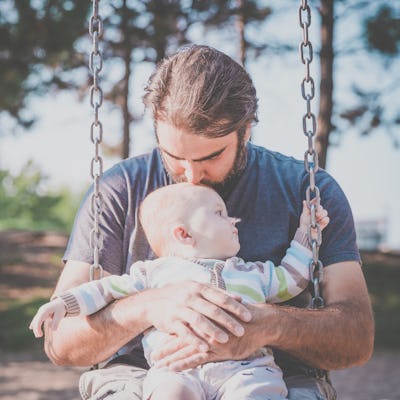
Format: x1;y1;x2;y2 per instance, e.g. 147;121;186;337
89;0;104;282
298;0;324;309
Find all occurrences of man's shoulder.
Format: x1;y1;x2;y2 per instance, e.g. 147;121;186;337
102;148;165;188
249;143;303;168
248;143;336;185
108;148;161;175
247;143;306;180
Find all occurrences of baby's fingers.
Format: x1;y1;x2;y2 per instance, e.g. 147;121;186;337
317;212;330;230
29;314;45;338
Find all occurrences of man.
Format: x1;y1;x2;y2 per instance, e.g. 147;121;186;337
45;45;374;400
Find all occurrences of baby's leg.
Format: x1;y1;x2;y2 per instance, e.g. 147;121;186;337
144;367;205;400
216;356;288;400
150;381;201;400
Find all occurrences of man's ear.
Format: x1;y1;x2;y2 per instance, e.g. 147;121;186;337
172;225;195;246
244;123;252;142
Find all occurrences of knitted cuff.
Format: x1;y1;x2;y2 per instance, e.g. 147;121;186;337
58;292;81;317
294;229;311;249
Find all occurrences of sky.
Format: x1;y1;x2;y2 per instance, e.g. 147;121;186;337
1;3;399;250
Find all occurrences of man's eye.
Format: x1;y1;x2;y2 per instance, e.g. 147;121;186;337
208;153;221;161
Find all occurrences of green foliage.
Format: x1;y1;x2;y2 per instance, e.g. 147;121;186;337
0;161;81;232
365;5;400;55
0;297;48;353
0;0;90;133
332;1;400;148
364;261;400;348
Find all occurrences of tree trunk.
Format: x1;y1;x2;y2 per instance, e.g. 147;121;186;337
121;52;132;159
316;0;334;169
121;0;132;159
236;0;246;66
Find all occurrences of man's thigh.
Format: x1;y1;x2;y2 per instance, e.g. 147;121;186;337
285;375;337;400
79;364;147;400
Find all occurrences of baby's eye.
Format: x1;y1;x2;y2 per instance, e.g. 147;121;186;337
216;210;223;216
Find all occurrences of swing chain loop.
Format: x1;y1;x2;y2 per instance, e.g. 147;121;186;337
302;113;316;135
301;77;315;100
89;0;104;285
298;0;324;309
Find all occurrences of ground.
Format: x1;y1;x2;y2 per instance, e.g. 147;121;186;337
0;230;399;400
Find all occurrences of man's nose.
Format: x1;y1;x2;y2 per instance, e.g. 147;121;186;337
183;161;203;184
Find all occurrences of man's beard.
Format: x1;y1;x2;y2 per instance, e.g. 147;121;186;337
160;135;248;198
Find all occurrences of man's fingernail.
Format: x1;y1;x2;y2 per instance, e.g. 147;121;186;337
217;332;229;343
235;325;245;336
199;344;208;352
243;311;252;321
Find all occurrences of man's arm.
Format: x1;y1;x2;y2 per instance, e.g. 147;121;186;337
152;261;374;371
44;260;150;366
45;260;252;366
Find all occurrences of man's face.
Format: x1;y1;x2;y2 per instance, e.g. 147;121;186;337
156;121;248;194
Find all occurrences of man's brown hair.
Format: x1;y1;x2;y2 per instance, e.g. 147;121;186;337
143;45;258;139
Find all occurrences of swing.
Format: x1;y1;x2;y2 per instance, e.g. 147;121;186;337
85;0;325;375
86;0;325;307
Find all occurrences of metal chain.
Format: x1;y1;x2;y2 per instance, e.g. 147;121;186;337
89;0;104;282
298;0;324;309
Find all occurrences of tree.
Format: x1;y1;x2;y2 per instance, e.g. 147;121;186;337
101;0;192;158
0;1;197;158
315;0;334;169
0;161;80;231
191;0;272;66
306;1;400;168
0;1;90;134
339;3;400;149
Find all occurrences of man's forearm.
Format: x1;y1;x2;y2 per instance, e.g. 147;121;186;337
45;291;151;366
257;298;374;370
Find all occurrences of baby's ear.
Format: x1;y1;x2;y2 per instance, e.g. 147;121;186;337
172;225;195;246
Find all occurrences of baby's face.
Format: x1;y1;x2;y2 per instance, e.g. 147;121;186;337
187;188;240;259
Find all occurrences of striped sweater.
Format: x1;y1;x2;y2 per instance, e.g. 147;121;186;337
59;229;312;364
60;229;311;315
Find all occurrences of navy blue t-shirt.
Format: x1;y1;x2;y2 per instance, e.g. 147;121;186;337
64;142;360;374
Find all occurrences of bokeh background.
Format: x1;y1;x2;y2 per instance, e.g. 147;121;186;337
0;1;399;399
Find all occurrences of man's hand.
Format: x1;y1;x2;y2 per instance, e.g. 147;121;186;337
144;281;252;351
151;303;269;371
151;263;374;372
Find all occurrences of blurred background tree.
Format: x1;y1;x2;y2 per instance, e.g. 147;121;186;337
0;0;399;228
0;0;399;360
0;1;90;132
0;161;80;232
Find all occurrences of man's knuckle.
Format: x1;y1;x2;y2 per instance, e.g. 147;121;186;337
189;281;202;291
219;296;231;308
192;314;204;326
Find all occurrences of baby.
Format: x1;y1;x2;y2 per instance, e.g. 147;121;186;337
30;183;329;400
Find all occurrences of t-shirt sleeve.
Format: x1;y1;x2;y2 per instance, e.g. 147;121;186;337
63;164;128;274
305;170;361;267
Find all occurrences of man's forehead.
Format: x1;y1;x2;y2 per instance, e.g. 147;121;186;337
156;121;237;161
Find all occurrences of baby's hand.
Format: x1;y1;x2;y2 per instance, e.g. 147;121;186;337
29;297;67;338
299;200;330;233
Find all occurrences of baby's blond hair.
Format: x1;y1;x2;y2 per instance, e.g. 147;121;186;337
139;183;216;256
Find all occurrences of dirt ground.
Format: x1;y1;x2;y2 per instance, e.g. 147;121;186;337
0;230;399;400
1;350;399;400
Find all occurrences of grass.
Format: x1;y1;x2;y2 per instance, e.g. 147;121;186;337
0;297;48;354
1;264;399;353
0;229;398;354
363;261;400;348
